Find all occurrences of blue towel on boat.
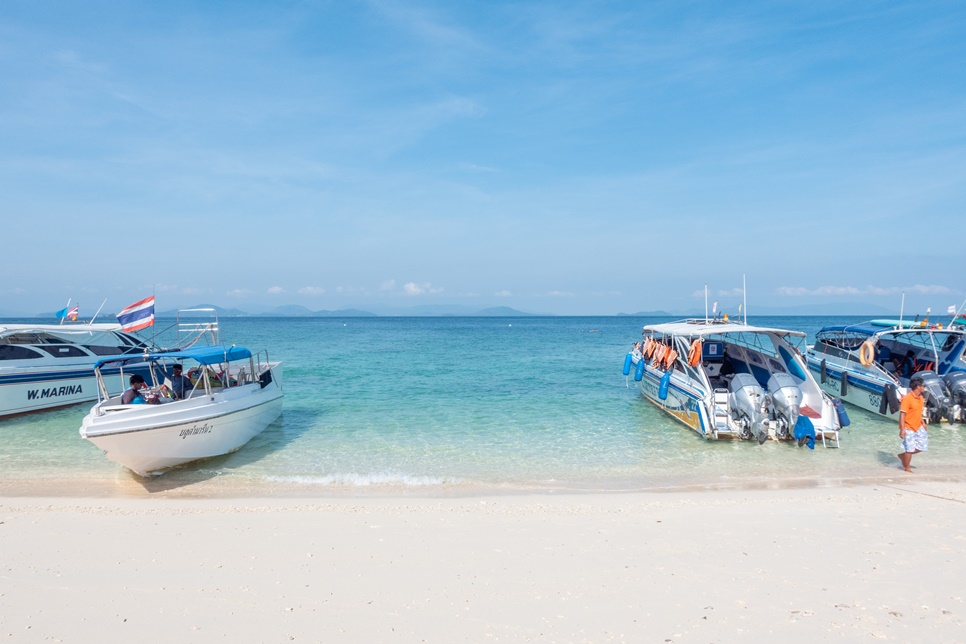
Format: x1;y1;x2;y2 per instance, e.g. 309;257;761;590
794;416;816;450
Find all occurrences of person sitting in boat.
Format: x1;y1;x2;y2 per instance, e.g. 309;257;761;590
169;363;193;400
719;349;735;377
121;374;159;405
896;350;916;378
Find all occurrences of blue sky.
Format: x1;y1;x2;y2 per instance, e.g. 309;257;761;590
1;1;964;316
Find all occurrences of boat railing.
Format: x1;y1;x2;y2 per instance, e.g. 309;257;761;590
252;349;271;374
175;308;220;349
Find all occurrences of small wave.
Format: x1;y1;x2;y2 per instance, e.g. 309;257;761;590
265;472;461;487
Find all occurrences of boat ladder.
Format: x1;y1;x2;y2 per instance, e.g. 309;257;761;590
712;389;731;433
819;427;841;449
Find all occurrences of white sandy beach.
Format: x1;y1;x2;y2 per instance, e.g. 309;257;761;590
2;482;965;643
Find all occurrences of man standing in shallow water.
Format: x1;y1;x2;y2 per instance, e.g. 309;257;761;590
898;376;928;472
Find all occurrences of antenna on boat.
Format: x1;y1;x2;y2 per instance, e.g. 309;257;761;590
898;292;905;329
705;285;709;324
743;273;747;324
89;299;107;325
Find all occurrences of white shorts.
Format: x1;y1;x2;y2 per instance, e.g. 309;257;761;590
902;427;928;453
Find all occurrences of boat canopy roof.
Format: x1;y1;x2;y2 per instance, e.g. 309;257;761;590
816;323;881;337
0;323;123;336
642;320;805;339
95;344;252;369
817;322;966;337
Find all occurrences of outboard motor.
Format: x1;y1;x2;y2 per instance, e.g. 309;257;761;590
916;371;951;424
942;372;966;422
729;374;768;444
767;373;802;440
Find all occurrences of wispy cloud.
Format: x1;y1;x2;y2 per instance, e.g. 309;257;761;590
52;49;107;74
267;286;285;295
403;281;444;296
298;286;325;295
495;290;512;297
777;284;954;297
380;279;397;291
369;1;486;53
459;162;500;173
226;288;252;297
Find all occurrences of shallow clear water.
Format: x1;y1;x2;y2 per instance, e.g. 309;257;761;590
2;316;964;496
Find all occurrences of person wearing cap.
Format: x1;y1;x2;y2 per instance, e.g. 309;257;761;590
898;376;928;472
170;364;193;400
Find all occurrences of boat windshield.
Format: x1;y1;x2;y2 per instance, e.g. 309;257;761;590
880;330;961;354
708;331;790;356
815;329;869;351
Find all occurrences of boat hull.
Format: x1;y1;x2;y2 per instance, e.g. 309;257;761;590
0;367;135;417
637;366;711;438
805;353;899;420
80;365;283;476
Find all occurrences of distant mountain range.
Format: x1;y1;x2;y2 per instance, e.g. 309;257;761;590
618;302;899;316
4;301;921;319
16;303;540;319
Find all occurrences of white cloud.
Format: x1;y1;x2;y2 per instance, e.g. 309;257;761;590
495;290;512;297
547;290;574;297
403;281;443;296
267;286;285;295
226;288;251;297
380;280;397;291
692;287;743;298
298;286;325;295
459;162;499;173
867;284;954;295
156;284;208;296
777;284;954;297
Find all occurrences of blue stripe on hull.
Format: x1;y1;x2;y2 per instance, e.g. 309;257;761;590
637;370;709;437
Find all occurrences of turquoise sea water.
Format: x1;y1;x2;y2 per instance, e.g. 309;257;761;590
2;315;965;496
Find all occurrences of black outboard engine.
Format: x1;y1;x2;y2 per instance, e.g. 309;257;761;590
916;371;951;424
942;372;966;422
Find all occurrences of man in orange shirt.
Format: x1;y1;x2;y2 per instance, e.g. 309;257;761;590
898;376;928;472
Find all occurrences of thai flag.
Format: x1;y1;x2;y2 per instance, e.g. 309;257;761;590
67;305;79;321
117;296;155;332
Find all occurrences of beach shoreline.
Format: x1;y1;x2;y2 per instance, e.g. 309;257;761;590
3;482;964;642
2;463;965;499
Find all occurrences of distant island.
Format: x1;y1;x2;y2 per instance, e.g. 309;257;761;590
16;303;541;319
4;301;915;319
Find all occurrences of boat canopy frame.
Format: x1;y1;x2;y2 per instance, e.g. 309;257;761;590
92;345;262;403
642;321;806;355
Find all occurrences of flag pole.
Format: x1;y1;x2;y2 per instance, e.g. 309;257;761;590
90;299;107;325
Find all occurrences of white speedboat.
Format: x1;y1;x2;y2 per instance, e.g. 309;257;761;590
79;345;283;476
805;319;966;424
0;323;150;417
624;319;844;447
